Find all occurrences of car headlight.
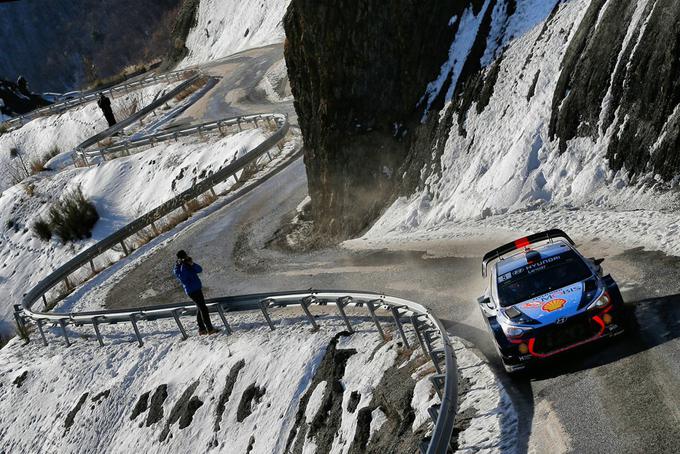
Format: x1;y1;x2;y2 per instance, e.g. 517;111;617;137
502;325;527;338
588;291;611;310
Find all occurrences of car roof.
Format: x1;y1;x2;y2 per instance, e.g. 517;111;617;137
495;241;574;276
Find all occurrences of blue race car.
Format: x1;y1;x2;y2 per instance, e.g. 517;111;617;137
477;229;625;373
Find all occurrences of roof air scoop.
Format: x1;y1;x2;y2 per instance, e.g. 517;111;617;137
526;250;542;264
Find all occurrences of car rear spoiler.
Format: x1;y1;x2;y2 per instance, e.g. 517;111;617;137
481;229;575;277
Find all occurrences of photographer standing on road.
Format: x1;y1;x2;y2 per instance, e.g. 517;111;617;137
173;250;218;335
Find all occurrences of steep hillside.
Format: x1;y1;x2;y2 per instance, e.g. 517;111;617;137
0;0;183;91
286;0;680;242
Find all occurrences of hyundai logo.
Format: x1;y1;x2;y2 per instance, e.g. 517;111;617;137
556;317;568;325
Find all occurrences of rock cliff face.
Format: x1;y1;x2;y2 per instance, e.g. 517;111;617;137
285;0;680;238
284;0;467;240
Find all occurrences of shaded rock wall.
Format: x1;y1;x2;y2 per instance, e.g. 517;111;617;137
284;0;465;240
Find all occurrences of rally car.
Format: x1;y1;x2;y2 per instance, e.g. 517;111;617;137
477;229;625;373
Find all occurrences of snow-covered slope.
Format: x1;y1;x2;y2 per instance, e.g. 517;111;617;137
0;314;437;453
179;0;290;68
365;0;680;255
0;124;268;338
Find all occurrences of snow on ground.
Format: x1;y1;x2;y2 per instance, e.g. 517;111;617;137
0;81;180;191
0;312;434;454
179;0;290;68
451;337;518;453
0;127;270;338
365;0;680;257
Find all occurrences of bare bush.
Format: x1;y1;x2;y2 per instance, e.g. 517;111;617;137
46;186;99;243
32;218;52;241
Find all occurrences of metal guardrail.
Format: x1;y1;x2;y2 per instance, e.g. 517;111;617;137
80;113;278;163
18;112;289;321
1;69;196;130
16;288;457;454
72;75;203;165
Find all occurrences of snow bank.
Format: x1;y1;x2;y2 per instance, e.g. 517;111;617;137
180;0;290;68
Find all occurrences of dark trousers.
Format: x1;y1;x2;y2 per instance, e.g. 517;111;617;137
104;111;117;127
187;289;214;331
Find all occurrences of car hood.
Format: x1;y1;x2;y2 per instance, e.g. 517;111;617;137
513;282;584;324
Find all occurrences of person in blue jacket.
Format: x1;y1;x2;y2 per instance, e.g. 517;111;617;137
173;250;218;335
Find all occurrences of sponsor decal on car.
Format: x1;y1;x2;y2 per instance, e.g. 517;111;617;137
542;298;567;312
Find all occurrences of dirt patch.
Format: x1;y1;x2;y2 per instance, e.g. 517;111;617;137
92;389;110;404
215;359;246;431
12;371;28;387
146;384;169;426
347;391;361;413
237;384;267;423
348;352;430;454
284;331;356;454
159;380;200;442
130;391;150;421
63;393;89;435
178;396;203;429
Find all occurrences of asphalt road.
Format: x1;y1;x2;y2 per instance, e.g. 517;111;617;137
104;44;680;453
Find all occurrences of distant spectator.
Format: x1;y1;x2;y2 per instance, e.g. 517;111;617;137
173;250;218;335
97;93;116;127
16;75;29;96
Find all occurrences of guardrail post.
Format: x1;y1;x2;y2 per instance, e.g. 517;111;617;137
13;305;29;343
151;221;160;236
182;204;190;216
42;294;48;308
89;259;96;275
300;296;319;330
237;119;242;131
259;299;275;330
171;309;188;340
429;374;445;400
390;306;410;349
92;316;105;347
130;313;144;347
366;300;386;341
58;319;71;347
429;349;445;375
35;319;48;347
120;240;129;256
215;303;233;335
335;297;354;333
427;404;441;423
209;187;217;198
63;276;72;291
410;314;429;356
217;122;225;136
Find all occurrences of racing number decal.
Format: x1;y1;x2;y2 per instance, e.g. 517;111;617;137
542;298;567;312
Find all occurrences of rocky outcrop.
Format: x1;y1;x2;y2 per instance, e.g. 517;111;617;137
550;0;680;180
284;0;462;240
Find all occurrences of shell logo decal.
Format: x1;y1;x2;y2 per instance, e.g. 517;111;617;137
542;298;567;313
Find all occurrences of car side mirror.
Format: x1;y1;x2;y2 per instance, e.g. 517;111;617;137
477;296;493;310
590;257;604;275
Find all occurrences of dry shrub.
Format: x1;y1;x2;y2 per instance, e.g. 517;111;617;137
174;77;207;102
47;186;99;243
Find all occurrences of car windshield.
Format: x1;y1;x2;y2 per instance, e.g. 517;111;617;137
496;250;592;307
